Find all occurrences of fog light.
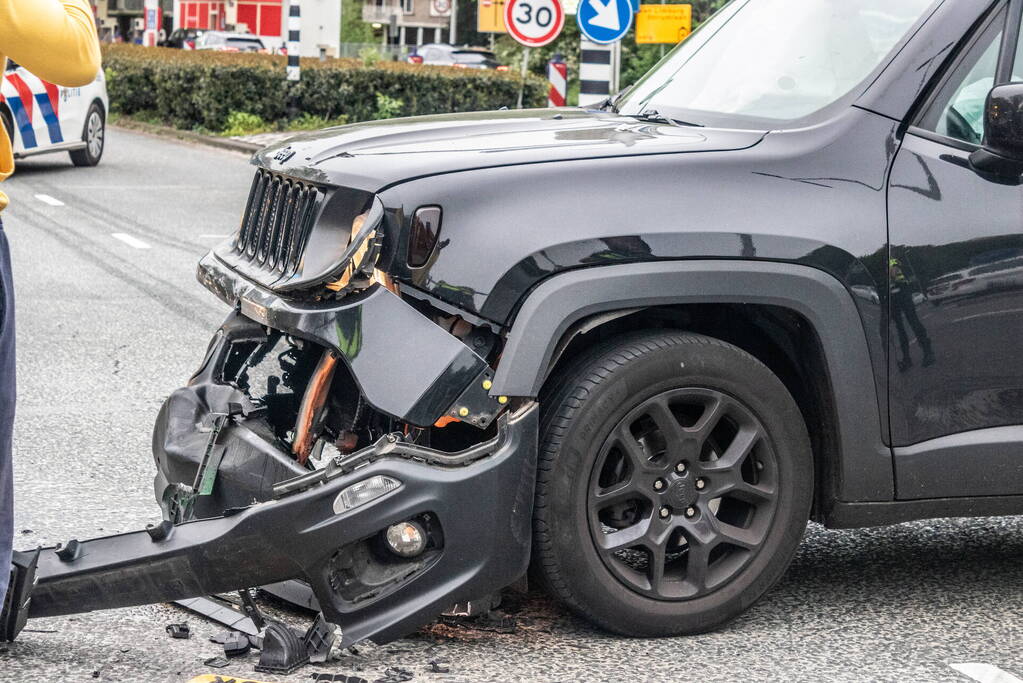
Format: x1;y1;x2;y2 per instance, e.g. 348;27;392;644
333;475;401;514
385;520;427;557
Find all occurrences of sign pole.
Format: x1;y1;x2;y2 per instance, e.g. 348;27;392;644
517;48;530;109
287;0;301;119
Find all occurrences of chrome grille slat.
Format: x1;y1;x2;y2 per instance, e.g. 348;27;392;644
232;169;322;280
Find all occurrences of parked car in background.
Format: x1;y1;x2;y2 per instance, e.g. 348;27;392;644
408;44;507;70
0;59;107;167
194;31;266;53
162;27;205;49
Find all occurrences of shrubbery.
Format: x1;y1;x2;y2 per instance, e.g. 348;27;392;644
101;44;547;134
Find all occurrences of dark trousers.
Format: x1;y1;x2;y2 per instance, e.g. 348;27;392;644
891;286;932;360
0;222;13;602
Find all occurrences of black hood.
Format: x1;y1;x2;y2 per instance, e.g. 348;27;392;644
254;108;767;192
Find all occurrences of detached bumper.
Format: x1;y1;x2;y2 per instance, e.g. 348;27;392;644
28;404;537;646
197;251;500;427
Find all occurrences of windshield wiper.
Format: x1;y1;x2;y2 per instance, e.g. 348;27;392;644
625;109;704;128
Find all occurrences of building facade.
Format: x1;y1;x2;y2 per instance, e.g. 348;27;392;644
362;0;453;46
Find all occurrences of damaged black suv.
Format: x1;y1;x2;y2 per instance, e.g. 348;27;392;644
8;0;1023;646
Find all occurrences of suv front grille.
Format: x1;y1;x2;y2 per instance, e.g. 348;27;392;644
234;168;323;278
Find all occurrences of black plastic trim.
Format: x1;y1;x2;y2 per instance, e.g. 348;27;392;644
824;495;1023;529
491;260;891;503
894;426;1023;499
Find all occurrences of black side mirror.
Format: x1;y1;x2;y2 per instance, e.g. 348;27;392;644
970;83;1023;178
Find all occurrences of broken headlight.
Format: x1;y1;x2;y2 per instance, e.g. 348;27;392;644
325;202;385;294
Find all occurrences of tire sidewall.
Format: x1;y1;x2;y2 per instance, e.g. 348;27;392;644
544;335;812;635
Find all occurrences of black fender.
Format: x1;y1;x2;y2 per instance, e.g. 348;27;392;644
490;260;892;504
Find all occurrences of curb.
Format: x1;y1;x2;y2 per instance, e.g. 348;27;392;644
110;118;263;154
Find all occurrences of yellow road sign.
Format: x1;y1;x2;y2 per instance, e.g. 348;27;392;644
478;0;508;33
636;3;692;44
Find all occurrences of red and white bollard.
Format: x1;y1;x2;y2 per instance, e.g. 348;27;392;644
548;55;567;108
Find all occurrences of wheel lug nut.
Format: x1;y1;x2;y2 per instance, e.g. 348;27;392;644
675;462;686;474
685;507;697;518
653;479;666;491
659;507;671;519
696;478;706;490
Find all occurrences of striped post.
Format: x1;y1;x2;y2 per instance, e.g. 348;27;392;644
287;0;301;82
547;54;567;108
578;37;618;107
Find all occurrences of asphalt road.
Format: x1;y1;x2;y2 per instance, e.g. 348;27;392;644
1;127;1022;683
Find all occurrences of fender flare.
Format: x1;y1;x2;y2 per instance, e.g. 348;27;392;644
490;260;892;503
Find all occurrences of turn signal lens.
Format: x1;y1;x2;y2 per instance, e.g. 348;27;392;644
333;475;401;513
408;206;442;268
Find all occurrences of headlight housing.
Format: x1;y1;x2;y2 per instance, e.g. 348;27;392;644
325;204;384;294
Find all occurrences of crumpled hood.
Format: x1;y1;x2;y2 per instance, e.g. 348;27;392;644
254;108;767;191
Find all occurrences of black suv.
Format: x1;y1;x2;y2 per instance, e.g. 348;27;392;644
6;0;1023;647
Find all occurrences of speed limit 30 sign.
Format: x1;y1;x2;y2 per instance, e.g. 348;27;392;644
505;0;565;47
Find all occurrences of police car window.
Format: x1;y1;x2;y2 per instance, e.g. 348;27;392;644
917;9;1009;145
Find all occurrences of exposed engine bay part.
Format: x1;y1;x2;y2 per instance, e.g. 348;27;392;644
198;257;503;428
4;404;537;647
292;350;339;464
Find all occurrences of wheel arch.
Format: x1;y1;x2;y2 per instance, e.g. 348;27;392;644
490;260;892;511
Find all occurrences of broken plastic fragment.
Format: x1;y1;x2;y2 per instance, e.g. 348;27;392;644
304;613;337;664
223;631;251;657
166;623;191;639
255;621;309;674
202;656;230;668
428;659;451;674
374;666;414;683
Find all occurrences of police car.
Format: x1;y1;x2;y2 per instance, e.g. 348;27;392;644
1;60;108;167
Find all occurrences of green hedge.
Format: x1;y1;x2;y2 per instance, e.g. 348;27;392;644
101;44;547;132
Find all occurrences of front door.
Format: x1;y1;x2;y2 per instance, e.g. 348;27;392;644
887;1;1023;499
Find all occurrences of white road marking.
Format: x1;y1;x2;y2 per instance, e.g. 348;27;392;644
34;194;64;206
953;307;1023;324
198;234;229;239
950;663;1023;683
110;233;151;249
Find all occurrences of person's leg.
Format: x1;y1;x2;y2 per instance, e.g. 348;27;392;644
892;299;912;371
903;297;935;366
0;222;14;603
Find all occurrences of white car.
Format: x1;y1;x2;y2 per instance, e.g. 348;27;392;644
0;60;108;167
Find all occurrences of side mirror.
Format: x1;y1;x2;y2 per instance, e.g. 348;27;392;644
970;83;1023;178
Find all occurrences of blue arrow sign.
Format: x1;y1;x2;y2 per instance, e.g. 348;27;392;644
577;0;633;44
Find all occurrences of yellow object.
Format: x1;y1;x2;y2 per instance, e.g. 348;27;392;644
458;406;470;417
636;4;692;45
482;379;493;390
0;0;101;210
498;396;508;404
477;0;507;33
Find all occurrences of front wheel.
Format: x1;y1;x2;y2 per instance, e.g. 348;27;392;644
532;331;813;636
70;103;104;167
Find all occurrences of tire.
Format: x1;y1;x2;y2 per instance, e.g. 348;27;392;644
70;102;104;167
532;330;813;637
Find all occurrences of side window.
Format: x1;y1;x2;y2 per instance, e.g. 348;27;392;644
917;11;1005;145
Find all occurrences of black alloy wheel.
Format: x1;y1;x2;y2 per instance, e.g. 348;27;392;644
532;330;812;637
589;387;778;601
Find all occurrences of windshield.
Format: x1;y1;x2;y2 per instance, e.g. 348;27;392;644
617;0;937;128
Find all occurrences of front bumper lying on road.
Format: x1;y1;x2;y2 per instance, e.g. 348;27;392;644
26;401;537;646
4;254;537;646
